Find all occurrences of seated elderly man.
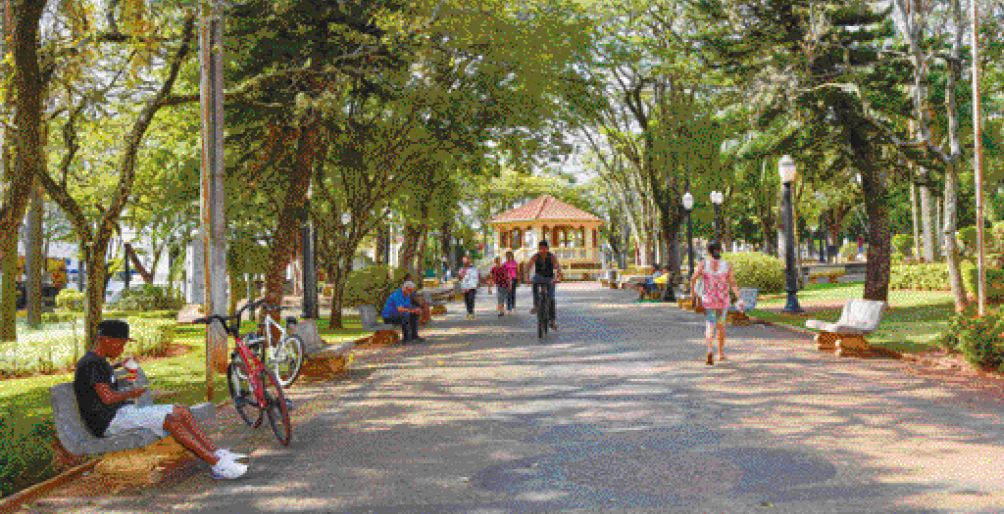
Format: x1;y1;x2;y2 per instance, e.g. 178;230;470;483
74;320;248;480
382;281;426;344
635;264;663;301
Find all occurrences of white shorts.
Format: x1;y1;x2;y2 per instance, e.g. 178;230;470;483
105;404;175;437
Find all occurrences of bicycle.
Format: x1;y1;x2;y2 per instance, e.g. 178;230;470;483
257;303;305;388
192;300;292;446
532;278;554;340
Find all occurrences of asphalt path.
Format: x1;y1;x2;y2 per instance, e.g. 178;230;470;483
24;283;1004;513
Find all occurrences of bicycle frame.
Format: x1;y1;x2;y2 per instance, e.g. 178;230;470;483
232;334;268;409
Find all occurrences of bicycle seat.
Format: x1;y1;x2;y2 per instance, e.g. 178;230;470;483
285;316;297;326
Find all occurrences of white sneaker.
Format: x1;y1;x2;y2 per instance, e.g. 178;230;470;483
212;458;248;479
214;448;248;461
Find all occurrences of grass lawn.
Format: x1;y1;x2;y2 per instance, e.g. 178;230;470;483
750;282;952;354
0;315;368;427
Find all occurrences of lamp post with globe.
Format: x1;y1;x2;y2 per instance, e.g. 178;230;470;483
710;191;724;242
682;191;696;286
779;155;803;313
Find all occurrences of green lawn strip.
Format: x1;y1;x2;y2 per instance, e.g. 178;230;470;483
752;284;952;354
0;315;369;427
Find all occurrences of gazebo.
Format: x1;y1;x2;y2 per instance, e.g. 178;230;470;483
490;195;604;274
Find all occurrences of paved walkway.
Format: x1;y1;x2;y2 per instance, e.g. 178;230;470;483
22;283;1004;513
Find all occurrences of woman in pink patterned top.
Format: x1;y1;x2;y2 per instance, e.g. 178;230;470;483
503;251;520;313
688;241;744;365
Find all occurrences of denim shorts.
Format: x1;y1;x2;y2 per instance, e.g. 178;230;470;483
705;308;728;324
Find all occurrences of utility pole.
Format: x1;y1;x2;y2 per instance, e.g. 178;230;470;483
301;188;317;319
971;0;986;316
200;0;227;400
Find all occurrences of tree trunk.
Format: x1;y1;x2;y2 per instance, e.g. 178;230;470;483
944;0;967;311
920;183;935;261
0;235;17;342
83;243;108;350
375;223;388;265
398;223;422;277
860;166;892;302
262;127;321;309
910;182;920;259
25;179;42;328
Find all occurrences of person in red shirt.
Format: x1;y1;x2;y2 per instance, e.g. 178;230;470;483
489;257;511;317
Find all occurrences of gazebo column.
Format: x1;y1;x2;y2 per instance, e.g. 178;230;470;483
494;229;501;259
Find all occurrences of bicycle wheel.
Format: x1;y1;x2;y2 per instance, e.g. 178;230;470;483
227;359;262;427
259;368;292;446
271;334;305;388
536;288;547;339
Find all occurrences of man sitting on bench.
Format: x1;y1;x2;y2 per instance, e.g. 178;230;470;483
382;281;426;344
74;320;248;480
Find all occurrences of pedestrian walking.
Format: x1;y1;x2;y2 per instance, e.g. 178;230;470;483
490;257;510;317
459;257;480;319
688;241;744;365
504;251;519;313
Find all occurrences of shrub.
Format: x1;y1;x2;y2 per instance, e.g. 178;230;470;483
131;310;180;320
958;226;995;255
839;242;858;261
55;289;85;312
890;263;951;291
342;265;409;309
961;265;1004;301
113;285;183;312
723;252;785;294
892;234;913;256
125;319;175;357
0;410;61;498
938;310;1004;370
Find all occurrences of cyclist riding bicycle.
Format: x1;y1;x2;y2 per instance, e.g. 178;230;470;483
527;240;562;330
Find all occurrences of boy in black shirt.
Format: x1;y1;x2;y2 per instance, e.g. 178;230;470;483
74;320;249;479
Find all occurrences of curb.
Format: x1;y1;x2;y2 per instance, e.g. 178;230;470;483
0;397;234;514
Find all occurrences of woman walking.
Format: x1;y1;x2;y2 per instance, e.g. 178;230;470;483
504;251;520;313
489;257;510;317
688;241;744;365
459;257;480;319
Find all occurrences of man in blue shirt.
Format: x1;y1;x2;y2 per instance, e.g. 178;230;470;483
382;281;425;344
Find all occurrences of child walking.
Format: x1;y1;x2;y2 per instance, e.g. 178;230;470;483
689;241;745;365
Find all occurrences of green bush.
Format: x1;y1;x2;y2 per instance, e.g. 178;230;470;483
961;265;1004;301
125;319;175;357
938;310;1004;370
55;289;85;312
342;265;409;309
958;226;995;255
131;310;179;320
839;242;858;260
890;263;951;291
0;410;61;498
41;312;80;323
723;252;785;294
113;285;183;312
892;234;913;256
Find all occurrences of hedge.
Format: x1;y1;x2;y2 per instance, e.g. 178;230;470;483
342;265;409;309
890;263;951;291
723;252;785;294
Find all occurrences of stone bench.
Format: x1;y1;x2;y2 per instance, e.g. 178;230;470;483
805;299;887;357
805;267;846;285
420;287;453;320
289;319;356;379
50;368;215;477
677;280;705;312
357;304;402;346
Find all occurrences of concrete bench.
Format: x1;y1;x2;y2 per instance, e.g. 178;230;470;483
805;299;887;357
51;368;215;476
677;280;705;312
726;287;759;325
290;319;355;379
357;304;402;346
420;287;453;318
805;267;846;285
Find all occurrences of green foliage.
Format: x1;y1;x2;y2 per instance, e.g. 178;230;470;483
55;289;86;312
839;243;858;261
724;252;785;294
0;410;60;498
938;310;1004;370
342;265;409;309
957;226;979;254
892;234;913;256
890;263;951;291
961;265;1004;301
112;285;183;311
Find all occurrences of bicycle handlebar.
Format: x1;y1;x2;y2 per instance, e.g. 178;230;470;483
191;299;267;332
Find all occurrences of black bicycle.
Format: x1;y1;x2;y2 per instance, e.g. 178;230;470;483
533;280;552;340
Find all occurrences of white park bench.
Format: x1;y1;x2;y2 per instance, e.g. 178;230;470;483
289;319;356;378
357;304;402;346
805;299;887;357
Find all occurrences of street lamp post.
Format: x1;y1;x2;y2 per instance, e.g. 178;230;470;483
779;155;803;313
710;191;724;241
682;192;695;290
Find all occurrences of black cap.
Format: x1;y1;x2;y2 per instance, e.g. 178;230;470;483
97;319;132;340
539;240;549;248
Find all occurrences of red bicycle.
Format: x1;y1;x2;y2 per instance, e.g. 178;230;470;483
193;299;292;446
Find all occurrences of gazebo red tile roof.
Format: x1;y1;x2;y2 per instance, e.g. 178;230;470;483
490;195;602;224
